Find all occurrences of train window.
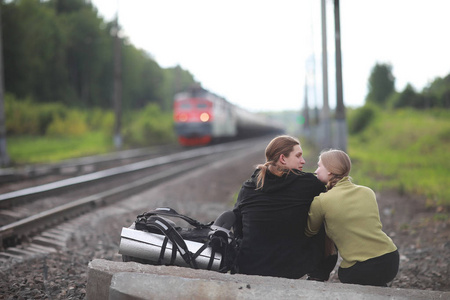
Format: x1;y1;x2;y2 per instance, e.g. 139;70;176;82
197;103;208;109
180;103;191;109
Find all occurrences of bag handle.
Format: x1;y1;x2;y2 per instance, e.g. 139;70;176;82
138;207;213;229
144;215;198;269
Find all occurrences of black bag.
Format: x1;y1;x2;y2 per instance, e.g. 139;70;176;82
121;207;239;273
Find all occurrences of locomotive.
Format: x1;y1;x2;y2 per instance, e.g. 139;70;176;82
173;86;284;146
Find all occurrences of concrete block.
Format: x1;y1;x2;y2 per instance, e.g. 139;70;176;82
87;259;450;300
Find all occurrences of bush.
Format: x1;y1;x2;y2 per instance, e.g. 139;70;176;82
46;110;88;136
122;103;175;147
5;95;115;136
5;94;40;135
348;104;377;134
86;108;114;133
37;103;66;134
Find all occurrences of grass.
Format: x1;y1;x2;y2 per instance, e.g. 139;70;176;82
6;131;114;165
347;108;450;207
4;108;449;209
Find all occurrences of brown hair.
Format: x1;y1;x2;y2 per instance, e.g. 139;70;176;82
256;135;300;189
319;149;351;190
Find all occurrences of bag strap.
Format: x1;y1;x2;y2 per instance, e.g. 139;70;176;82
144;215;198;269
138;207;213;229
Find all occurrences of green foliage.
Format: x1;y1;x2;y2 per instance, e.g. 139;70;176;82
122;103;176;147
422;74;450;108
161;66;199;111
46;110;89;136
121;46;164;110
5;94;113;136
347;104;378;134
348;109;450;206
5;94;39;135
373;68;450;110
2;0;69;102
5;96;176;164
1;0;197;111
365;63;395;106
86;108;115;133
60;3;113;107
7;132;113;164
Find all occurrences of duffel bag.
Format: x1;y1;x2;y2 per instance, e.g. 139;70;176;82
119;207;238;273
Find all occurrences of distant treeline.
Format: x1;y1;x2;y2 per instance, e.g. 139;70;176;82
1;0;197;111
365;63;450;109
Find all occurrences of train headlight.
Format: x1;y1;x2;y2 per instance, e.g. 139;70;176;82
200;113;210;122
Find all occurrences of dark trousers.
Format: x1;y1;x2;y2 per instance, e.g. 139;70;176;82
307;230;338;281
338;250;399;287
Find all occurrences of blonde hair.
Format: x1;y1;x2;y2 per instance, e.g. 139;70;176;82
319;149;352;190
256;135;300;189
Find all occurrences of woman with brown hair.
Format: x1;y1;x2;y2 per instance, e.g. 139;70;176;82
233;135;336;279
306;149;399;286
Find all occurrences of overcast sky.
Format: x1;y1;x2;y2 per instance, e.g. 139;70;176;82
91;0;450;112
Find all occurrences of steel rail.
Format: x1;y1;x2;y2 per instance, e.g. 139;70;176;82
0;158;207;248
0;140;251;208
0;137;267;249
0;145;177;184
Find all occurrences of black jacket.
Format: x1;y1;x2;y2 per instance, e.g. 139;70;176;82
233;168;326;279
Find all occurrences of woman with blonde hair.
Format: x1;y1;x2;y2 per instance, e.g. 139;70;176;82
233;135;336;280
306;149;399;286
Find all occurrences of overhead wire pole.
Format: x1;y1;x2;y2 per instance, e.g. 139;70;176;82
302;77;311;138
113;12;122;150
334;0;347;151
0;4;9;167
320;0;332;149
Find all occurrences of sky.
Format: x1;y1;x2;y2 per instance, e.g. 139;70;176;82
90;0;450;112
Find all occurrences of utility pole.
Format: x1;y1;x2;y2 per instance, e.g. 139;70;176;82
320;0;332;149
113;14;122;149
302;77;310;138
0;5;10;166
334;0;347;151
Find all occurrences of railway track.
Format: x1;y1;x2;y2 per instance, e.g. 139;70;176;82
0;138;265;254
0;144;181;191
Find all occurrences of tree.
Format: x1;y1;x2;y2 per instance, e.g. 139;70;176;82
424;74;450;108
1;0;199;113
2;0;67;102
366;63;395;106
392;84;424;109
60;5;113;107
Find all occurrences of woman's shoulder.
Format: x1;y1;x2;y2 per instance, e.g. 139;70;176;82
288;171;321;184
294;171;319;180
345;179;376;195
354;184;376;198
302;172;325;186
292;172;326;193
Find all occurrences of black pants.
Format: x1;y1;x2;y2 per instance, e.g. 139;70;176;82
338;250;399;287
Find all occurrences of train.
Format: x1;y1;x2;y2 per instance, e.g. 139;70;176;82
173;86;285;146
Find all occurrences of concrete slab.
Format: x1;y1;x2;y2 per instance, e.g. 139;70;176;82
87;259;449;300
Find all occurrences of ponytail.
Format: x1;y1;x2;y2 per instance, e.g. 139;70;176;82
255;161;272;190
327;174;343;190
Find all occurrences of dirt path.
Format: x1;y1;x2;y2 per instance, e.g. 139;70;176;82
372;190;449;290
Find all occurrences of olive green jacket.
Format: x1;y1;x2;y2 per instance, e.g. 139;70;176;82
305;177;397;268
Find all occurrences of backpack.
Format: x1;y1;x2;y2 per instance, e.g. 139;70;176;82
119;207;239;274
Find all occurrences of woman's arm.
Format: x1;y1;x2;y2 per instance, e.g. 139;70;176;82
232;187;245;239
305;198;325;237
